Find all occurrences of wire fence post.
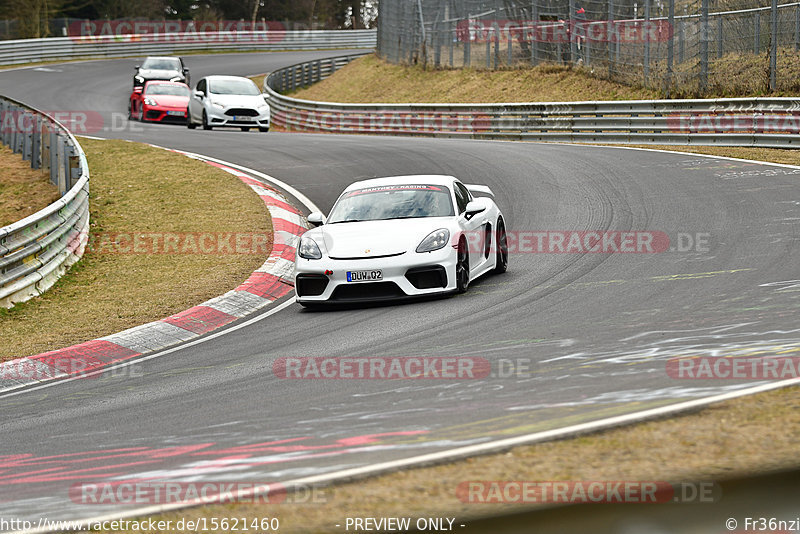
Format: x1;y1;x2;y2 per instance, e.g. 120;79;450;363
465;14;471;67
717;15;723;58
608;0;615;78
569;0;577;62
754;11;760;53
700;0;709;93
644;0;650;87
795;4;799;51
531;1;538;65
667;0;674;96
494;21;500;68
770;0;777;91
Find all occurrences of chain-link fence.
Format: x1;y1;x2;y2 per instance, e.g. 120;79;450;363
377;0;800;96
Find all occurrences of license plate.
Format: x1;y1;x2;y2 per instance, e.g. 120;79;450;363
233;116;253;121
347;270;382;283
167;110;184;116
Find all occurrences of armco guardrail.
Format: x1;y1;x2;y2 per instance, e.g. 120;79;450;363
0;96;90;308
265;54;800;149
0;30;376;65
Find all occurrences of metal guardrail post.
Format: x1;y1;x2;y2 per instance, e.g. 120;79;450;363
22;112;32;162
50;130;59;189
31;115;41;170
56;134;67;193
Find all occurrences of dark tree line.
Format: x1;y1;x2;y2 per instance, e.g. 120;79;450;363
0;0;378;37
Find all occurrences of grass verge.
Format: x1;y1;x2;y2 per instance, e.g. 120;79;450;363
0;144;60;227
0;138;271;361
111;385;800;533
288;54;660;103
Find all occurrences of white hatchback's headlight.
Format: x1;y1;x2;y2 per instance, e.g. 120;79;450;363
257;104;269;112
416;229;450;253
210;100;224;109
298;236;322;259
170;75;183;82
134;75;144;82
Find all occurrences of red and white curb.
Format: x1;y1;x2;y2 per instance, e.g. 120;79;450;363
0;150;309;393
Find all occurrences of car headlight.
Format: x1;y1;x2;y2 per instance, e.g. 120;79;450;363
298;236;322;259
416;228;450;253
143;98;157;106
210;101;224;110
257;104;269;112
170;75;183;82
134;75;144;82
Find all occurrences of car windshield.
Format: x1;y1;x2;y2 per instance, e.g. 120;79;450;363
141;58;180;71
327;185;455;224
208;79;260;96
145;84;189;96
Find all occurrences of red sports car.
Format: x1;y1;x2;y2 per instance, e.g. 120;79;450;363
128;81;190;123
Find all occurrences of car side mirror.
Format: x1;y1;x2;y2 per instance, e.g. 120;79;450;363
464;200;486;220
193;90;204;99
307;212;325;226
183;68;189;73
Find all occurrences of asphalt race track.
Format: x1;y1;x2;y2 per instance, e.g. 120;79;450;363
1;51;799;524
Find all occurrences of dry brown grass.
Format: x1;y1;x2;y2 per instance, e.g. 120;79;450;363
290;54;660;104
0;144;60;227
0;138;271;361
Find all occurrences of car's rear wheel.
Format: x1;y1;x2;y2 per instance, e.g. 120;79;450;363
187;108;196;129
494;217;509;274
456;238;470;293
202;110;212;130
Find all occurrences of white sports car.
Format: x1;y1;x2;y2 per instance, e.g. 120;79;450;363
294;175;508;306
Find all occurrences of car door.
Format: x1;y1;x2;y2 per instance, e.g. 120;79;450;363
454;181;488;274
189;78;206;122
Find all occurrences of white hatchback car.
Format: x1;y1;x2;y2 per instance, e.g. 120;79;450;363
187;75;270;132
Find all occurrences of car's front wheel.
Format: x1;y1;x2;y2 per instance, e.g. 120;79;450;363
494;216;509;274
456;238;470;293
202;110;212;130
259;126;269;133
